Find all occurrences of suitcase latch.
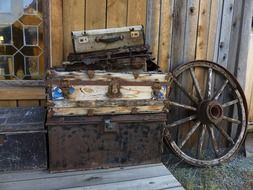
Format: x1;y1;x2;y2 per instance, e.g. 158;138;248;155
79;36;89;44
60;80;71;97
104;119;117;132
106;79;122;98
152;80;162;99
131;31;140;38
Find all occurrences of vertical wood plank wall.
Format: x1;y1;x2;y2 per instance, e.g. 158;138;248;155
49;0;252;120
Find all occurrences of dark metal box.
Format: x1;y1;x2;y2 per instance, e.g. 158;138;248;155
46;113;166;172
0;107;47;171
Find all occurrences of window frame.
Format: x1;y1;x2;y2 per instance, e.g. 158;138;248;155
0;0;50;87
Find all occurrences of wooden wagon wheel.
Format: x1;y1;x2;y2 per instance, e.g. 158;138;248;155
164;60;248;166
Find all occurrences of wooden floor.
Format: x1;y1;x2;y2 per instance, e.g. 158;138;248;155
0;163;184;190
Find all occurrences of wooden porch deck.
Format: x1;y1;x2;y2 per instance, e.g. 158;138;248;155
0;163;184;190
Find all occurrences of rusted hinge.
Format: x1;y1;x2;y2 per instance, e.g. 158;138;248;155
106;78;122;98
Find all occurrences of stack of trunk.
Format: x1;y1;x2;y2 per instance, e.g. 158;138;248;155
46;26;169;172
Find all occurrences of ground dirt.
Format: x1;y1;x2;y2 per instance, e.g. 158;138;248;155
163;149;253;190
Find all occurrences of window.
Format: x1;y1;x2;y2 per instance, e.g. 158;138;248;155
0;0;44;80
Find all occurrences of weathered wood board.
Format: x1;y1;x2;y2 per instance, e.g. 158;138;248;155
0;163;184;190
48;70;171;116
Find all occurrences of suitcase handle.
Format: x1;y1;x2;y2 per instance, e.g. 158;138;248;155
95;35;124;43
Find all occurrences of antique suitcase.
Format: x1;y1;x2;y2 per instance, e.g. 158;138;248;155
69;25;150;72
72;25;145;53
0;107;47;172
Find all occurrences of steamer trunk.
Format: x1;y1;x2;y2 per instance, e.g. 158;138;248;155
47;114;166;172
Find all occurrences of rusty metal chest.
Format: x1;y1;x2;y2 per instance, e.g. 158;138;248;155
46;26;168;172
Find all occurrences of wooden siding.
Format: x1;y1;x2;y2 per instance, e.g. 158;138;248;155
49;0;253;121
1;0;252;118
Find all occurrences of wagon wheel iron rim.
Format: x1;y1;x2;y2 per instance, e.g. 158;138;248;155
163;60;248;167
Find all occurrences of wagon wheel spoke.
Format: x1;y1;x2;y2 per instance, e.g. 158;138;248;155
166;115;197;128
223;116;241;125
222;99;239;108
168;101;197;111
213;80;229;100
212;123;235;145
207;124;219;157
190;68;203;100
197;124;207;158
206;68;213;99
172;76;198;105
178;121;201;148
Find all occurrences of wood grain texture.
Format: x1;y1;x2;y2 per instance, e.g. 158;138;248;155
52;105;164;116
171;0;187;69
107;0;128;28
213;0;224;62
207;0;220;61
184;0;200;62
235;0;253;89
18;100;40;107
60;85;155;100
150;0;161;64
63;0;85;59
217;0;235;67
127;0;147;27
245;33;253;121
0;101;17;108
227;0;243;74
50;70;169;82
196;0;211;59
0;163;183;190
86;0;106;29
158;0;174;72
51;0;63;66
0;88;45;100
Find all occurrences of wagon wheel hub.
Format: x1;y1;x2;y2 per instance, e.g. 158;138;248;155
198;100;224;124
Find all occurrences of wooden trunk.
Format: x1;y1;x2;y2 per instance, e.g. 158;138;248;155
47;70;171;116
0;108;47;172
46;113;166;172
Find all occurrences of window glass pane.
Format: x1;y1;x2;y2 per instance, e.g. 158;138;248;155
0;45;16;55
24;26;38;45
0;0;11;13
24;0;37;15
0;56;14;78
25;56;39;77
14;52;25;79
0;25;12;45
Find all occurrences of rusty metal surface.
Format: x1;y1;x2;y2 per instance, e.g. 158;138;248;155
0;107;47;171
46;113;167;126
0;132;47;172
47;80;170;87
66;45;151;72
47;115;164;172
163;60;248;167
0;107;46;132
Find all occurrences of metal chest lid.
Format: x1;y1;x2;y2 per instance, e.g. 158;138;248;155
71;25;145;53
